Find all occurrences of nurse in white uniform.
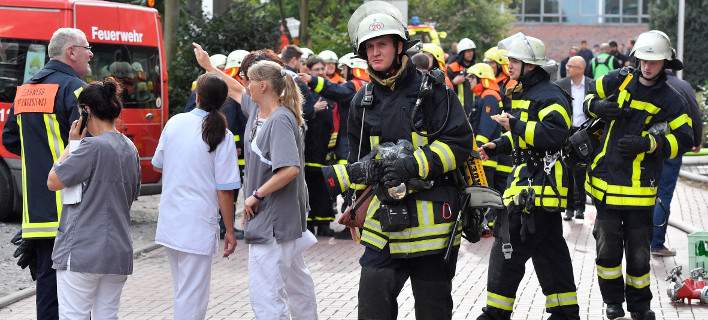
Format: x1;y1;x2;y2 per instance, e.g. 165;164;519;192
152;73;240;320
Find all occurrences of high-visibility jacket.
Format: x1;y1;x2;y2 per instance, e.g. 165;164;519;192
2;60;84;238
583;70;694;209
473;86;505;172
490;67;571;209
309;76;368;163
327;61;474;258
328;72;346;84
447;61;476;118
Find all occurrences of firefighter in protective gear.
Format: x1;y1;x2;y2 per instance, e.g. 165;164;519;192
299;53;370;164
300;47;315;64
477;32;579;320
419;43;454;88
319;49;345;84
447;37;477;120
2;27;92;319
208;53;227;70
323;1;473;318
224;49;249;79
583;30;693;320
483;47;515;181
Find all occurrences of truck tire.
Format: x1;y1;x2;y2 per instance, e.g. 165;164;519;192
0;164;17;221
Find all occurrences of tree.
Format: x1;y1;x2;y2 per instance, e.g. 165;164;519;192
649;0;708;88
168;0;280;115
409;0;515;54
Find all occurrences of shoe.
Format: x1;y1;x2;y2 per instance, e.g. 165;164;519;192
651;246;676;257
563;209;574;221
630;310;655;320
574;210;584;219
606;303;625;319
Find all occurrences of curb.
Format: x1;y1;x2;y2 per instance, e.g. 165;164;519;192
679;169;708;184
0;243;163;309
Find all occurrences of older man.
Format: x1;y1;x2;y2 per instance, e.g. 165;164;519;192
3;27;92;320
556;56;592;221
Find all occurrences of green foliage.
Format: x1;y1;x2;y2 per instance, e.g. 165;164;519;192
304;1;363;56
695;84;708;147
649;0;708;89
409;0;515;53
168;0;280;115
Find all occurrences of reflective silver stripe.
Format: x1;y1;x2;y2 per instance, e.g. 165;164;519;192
388;224;452;239
596;264;623;280
389;238;448;252
361;231;387;248
22;226;59;233
546;292;577;308
333;164;350;191
626;273;650;289
487;292;514;311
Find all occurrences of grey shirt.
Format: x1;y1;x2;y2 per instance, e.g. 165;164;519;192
52;132;140;275
241;94;308;244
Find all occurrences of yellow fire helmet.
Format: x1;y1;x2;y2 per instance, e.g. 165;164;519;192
421;43;446;70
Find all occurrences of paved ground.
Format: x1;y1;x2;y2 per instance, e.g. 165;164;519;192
1;179;707;319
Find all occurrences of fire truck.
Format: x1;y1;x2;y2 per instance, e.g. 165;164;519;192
408;16;447;47
0;0;168;220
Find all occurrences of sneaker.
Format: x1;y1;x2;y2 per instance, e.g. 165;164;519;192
651;246;676;257
574;210;584;220
563;209;574;221
606;303;625;319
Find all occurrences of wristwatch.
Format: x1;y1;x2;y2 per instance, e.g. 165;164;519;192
252;189;265;201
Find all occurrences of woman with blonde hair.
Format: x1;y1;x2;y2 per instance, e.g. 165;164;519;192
194;43;317;319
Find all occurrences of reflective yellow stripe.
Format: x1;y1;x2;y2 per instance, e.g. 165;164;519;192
605;195;656;206
361;231;387;249
307;216;335;221
546;292;578;308
305;162;324;167
496;164;512;173
524;121;537;146
44;114;63;220
234;135;241;142
511;100;530;110
369;136;380;159
350;183;367;190
238;159;245;166
591;120;614;171
314;77;325;93
626;273;650;289
629;99;660;115
666;133;678;159
328;132;338;148
588;176;657;197
389;237;458;254
457;84;464;104
413;148;429;179
539;103;571;128
18;115;30;232
502;131;514;148
411;131;428;149
669;114;692;130
429;140;456;172
482;159;497;168
595;76;605;99
584;94;597;118
487;292;514;311
332;164;350;192
361;197;387;249
597;264;623;280
73;87;84;98
476;135;489;144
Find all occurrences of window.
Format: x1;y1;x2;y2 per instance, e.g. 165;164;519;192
0;38;48;103
508;0;649;24
87;44;162;108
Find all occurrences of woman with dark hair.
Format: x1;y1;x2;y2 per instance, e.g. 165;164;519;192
152;73;241;319
47;77;141;318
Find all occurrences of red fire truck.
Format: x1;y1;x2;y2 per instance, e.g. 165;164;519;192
0;0;167;219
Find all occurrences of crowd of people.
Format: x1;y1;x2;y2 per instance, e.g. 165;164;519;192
2;1;704;319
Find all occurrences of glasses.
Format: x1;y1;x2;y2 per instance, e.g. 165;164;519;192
72;45;92;52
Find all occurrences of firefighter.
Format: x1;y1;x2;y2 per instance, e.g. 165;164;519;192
298;53;370;165
419;43;454;88
184;53;228;112
477;32;579;320
583;30;693;320
447;37;477;118
483;46;515;185
467;62;505;237
321;1;473;318
2;28;93;320
319;49;345;84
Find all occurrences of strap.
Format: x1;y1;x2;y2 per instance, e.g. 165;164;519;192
498;207;513;260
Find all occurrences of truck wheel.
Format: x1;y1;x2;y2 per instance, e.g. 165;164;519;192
0;164;16;221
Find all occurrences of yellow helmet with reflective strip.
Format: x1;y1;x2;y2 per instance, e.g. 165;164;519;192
483;46;509;66
467;63;495;81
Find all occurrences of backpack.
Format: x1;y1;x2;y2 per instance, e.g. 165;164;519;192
591;53;615;78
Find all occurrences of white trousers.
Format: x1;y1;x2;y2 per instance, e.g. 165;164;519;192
166;248;213;320
248;235;318;320
56;270;127;320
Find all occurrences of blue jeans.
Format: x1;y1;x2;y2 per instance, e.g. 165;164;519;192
651;157;682;249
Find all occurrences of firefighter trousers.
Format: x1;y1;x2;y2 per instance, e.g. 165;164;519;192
358;247;458;320
592;201;653;312
479;207;579;320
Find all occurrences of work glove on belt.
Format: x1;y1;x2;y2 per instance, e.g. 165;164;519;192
616;134;657;159
382;156;419;189
590;99;622;120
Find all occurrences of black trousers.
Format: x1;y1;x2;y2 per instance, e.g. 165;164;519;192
481;208;579;320
565;158;586;212
35;238;58;320
358;247;458;320
305;166;335;225
593;201;653;312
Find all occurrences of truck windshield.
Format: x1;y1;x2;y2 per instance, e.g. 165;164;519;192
0;38;162;109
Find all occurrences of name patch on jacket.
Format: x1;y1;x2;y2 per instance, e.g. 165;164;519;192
13;84;59;114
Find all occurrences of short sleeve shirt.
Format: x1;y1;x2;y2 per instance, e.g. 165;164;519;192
153;108;241;255
241;94;308;244
51;132;140;275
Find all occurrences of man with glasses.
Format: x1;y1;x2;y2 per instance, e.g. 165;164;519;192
3;27;92;320
555;56;592;221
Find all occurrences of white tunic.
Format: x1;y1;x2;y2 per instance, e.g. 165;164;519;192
152;108;241;256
